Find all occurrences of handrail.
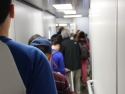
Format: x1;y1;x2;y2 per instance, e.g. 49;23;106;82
87;80;94;94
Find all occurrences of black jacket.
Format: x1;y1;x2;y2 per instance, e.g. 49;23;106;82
60;38;81;71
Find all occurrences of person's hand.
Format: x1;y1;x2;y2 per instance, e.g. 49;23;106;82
65;68;70;72
57;72;61;74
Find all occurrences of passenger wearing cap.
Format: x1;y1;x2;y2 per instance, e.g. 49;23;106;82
29;35;71;94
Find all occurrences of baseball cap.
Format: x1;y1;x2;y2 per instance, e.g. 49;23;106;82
30;37;52;53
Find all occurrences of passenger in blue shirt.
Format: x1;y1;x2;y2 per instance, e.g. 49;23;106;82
51;35;66;75
0;0;57;94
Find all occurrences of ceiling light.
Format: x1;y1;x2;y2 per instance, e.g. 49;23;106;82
56;10;65;12
70;24;74;26
53;4;73;10
64;10;76;14
64;15;82;18
56;24;67;26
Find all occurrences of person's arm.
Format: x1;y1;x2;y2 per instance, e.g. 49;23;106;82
28;51;57;94
65;68;71;72
58;53;66;75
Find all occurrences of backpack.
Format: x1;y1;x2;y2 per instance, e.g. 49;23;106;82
79;42;89;59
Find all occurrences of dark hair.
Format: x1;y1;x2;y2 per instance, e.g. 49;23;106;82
78;31;86;39
51;34;58;40
28;34;41;45
57;27;64;35
0;0;11;25
51;34;61;45
74;34;77;39
36;45;49;54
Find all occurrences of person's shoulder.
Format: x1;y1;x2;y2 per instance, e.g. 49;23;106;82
56;51;63;57
62;39;72;44
67;40;78;45
5;38;45;60
1;36;48;65
52;50;62;57
8;39;38;51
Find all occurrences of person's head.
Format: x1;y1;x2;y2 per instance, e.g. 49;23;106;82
61;29;70;39
29;37;52;61
51;34;62;42
51;35;61;51
51;34;58;40
28;34;41;45
73;34;77;40
78;31;86;39
70;33;74;37
57;27;64;34
76;30;80;34
85;33;88;37
0;0;14;36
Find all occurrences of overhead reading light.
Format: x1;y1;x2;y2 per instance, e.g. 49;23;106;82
64;15;82;18
53;4;73;10
56;24;67;26
64;10;76;14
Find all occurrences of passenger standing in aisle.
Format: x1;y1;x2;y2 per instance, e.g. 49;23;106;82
0;0;57;94
78;32;90;85
61;29;81;94
29;36;71;94
51;35;66;75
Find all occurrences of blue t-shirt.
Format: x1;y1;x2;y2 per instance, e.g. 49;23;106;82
52;49;66;75
0;36;57;94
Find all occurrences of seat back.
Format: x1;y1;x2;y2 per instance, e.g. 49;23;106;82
0;41;26;94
